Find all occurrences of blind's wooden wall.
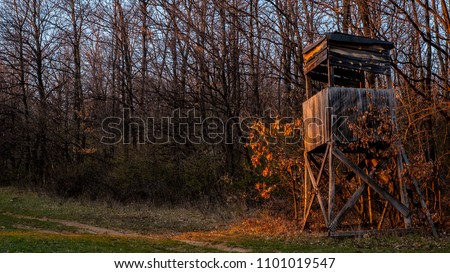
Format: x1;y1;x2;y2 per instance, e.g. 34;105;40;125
303;87;395;152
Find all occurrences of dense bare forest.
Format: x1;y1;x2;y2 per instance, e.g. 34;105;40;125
0;0;448;227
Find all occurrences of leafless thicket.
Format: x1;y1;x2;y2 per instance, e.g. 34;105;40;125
0;1;448;219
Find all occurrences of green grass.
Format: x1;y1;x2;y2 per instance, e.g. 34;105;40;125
1;186;449;253
217;234;450;253
0;187;226;252
0;187;223;233
0;213;79;233
0;232;218;253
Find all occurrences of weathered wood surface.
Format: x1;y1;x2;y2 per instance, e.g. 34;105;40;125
303;32;393;55
400;147;439;238
304;51;327;76
328;142;335;223
305;156;329;227
332;147;411;218
303;87;395;152
301;145;330;232
303;32;393;79
329;157;390;231
303;88;329;152
304;39;327;64
328;87;395;143
328;53;391;75
397;153;412;228
319;44;391;76
328;183;366;231
309;68;364;89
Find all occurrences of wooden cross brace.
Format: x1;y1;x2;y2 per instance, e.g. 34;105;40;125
301;144;412;233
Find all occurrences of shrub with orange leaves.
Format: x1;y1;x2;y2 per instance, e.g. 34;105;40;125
245;117;304;218
255;182;276;199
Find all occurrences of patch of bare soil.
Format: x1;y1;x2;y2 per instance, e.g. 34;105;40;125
5;213;164;239
49;218;137;236
12;224;65;235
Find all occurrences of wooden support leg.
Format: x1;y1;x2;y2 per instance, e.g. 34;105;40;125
303;153;310;223
378;201;390;231
302;146;330;231
397;153;412;228
301;192;316;232
315;145;330;188
329;183;366;232
328;143;335;224
292;179;298;220
332;147;411;218
305;155;329;227
401;148;438;238
329;158;389;232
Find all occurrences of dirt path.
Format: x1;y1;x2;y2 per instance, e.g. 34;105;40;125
8;213;139;236
12;224;66;235
4;213;251;252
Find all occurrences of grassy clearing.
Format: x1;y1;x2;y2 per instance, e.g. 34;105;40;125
176;214;450;253
0;213;79;233
175;228;450;252
0;187;226;234
203;234;450;253
1;186;449;253
0;186;227;252
0;232;218;253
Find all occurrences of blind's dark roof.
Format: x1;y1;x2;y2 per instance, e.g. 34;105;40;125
303;32;394;54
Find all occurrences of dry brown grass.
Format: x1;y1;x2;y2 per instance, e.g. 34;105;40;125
229;214;302;237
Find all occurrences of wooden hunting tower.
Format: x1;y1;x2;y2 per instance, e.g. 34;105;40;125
301;33;437;236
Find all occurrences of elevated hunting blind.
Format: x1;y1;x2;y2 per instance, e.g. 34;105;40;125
303;32;395;152
301;33;437;236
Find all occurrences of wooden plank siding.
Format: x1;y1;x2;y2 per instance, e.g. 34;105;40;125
309;68;364;88
328;52;391;75
302;32;394;87
304;49;327;75
303;87;395;152
303;88;329;152
304;39;327;63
